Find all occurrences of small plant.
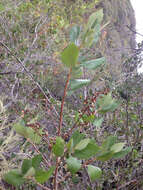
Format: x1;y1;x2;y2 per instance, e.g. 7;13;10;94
3;9;132;190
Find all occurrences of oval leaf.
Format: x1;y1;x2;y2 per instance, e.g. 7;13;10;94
96;151;114;161
35;167;55;184
24;167;35;178
112;147;132;159
96;93;119;113
32;154;42;170
74;140;100;159
13;120;28;138
61;43;79;68
81;57;105;70
4;170;25;187
75;138;90;150
26;127;42;144
67;138;74;154
66;156;81;174
110;143;125;153
70;25;80;44
71;130;85;147
70;79;90;91
93;118;104;128
87;9;103;30
101;136;117;150
87;165;102;181
21;159;32;175
52;137;65;157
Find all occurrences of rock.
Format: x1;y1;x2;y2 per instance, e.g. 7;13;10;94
95;0;136;79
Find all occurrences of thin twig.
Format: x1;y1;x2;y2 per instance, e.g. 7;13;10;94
22;15;47;65
68;105;89;136
118;179;137;190
28;177;52;190
0;71;21;75
36;182;51;190
11;74;19;101
0;41;59;119
127;25;143;38
58;172;71;184
27;139;51;168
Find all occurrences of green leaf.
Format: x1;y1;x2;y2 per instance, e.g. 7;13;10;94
75;138;90;150
87;165;102;181
93;118;104;128
61;43;79;68
52;137;65;157
83;30;95;47
71;130;85;147
82;9;103;47
4;170;25;187
87;10;103;30
67;138;74;154
81;114;95;123
71;65;83;78
96;151;114;161
27;127;42;144
110;143;125;153
13;119;28;138
74;140;100;159
66;157;81;174
70;25;80;44
96;93;119;113
21;159;32;175
70;79;90;91
35;167;55;184
80;57;105;70
93;24;101;43
112;147;132;159
13;120;42;144
24;167;35;178
32;154;42;170
101;136;117;151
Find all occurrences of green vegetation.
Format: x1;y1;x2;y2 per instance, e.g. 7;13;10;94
0;0;143;190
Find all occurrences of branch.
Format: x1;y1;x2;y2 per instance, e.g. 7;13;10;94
127;25;143;38
58;68;72;136
28;177;52;190
0;71;21;75
27;139;51;168
54;69;72;190
0;41;59;119
36;182;51;190
67;105;89;137
118;179;137;190
53;157;60;190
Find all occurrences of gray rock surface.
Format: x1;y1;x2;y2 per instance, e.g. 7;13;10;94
96;0;136;79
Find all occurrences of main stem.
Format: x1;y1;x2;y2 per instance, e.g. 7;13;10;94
54;68;72;190
58;68;72;136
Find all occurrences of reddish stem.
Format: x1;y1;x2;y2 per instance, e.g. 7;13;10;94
54;68;72;190
58;68;72;136
53;157;60;190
